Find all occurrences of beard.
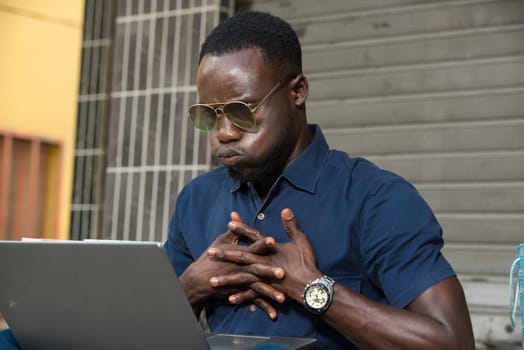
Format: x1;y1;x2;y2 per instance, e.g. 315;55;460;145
227;123;298;185
227;144;289;184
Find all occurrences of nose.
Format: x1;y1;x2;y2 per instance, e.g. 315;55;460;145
213;111;241;143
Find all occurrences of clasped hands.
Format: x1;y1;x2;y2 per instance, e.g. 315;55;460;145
181;208;321;320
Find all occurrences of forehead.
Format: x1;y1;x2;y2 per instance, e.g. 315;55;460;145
196;48;276;101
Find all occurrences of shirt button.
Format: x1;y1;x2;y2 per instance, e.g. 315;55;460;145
249;304;257;312
257;213;265;220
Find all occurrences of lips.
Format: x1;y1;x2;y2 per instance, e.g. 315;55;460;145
215;148;243;166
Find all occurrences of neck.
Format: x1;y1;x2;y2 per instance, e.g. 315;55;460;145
252;124;313;200
251;169;283;201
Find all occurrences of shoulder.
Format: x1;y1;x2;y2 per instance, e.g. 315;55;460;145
184;165;230;188
325;150;411;196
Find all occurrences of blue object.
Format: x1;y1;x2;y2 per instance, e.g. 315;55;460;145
253;344;292;350
509;243;524;348
164;125;455;349
0;329;20;350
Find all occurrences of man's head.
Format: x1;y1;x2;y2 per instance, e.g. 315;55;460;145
192;12;311;193
199;11;302;78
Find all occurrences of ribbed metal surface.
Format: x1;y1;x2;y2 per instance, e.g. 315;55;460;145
237;0;523;347
70;0;114;240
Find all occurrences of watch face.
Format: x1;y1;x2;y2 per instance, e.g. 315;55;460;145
305;284;329;309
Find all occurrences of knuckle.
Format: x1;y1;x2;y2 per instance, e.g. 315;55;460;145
246;289;257;298
234;223;246;234
238;273;252;284
235;251;247;262
254;298;268;309
250;281;261;292
214;249;225;258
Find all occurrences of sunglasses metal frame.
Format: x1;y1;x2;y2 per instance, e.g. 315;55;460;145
188;80;284;132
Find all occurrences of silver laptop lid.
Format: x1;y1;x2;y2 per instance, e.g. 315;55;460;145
0;240;210;350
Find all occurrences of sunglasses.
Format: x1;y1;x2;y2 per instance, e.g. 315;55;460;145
188;80;284;132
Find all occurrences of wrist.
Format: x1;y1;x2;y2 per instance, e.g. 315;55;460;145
301;275;335;315
289;272;323;303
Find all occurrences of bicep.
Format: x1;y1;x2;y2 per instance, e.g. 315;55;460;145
406;276;475;348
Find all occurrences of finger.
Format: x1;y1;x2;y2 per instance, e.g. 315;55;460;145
247;263;285;279
228;289;258;304
228;221;266;242
214;230;241;245
250;281;286;304
230;211;243;223
226;288;281;320
244;236;276;255
209;272;259;287
253;298;278;320
207;247;262;265
280;208;302;240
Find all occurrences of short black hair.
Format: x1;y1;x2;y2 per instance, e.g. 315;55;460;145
199;11;302;75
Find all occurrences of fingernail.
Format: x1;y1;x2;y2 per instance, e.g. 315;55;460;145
274;268;284;279
284;209;293;220
210;277;219;286
277;293;285;303
229;295;238;303
207;248;217;256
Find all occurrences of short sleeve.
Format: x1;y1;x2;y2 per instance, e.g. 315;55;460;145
163;189;194;276
359;177;455;308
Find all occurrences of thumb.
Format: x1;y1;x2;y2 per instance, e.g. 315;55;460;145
231;211;243;223
281;208;301;239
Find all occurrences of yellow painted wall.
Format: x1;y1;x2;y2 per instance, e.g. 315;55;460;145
0;0;84;239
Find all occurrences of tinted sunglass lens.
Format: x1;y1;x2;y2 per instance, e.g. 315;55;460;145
223;103;256;131
189;105;217;131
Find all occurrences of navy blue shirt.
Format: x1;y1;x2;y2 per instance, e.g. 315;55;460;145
164;125;454;349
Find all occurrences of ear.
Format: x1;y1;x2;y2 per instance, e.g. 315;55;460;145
290;74;309;107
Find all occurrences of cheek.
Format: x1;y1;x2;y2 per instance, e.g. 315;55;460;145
247;130;281;159
208;133;217;148
239;134;264;158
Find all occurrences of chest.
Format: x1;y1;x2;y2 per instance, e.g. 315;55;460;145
186;180;365;279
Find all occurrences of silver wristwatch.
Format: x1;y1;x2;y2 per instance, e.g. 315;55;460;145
302;275;335;314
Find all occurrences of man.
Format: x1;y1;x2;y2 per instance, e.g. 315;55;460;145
163;11;475;349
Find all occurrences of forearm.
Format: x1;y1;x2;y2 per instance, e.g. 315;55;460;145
276;262;466;347
322;288;452;349
315;278;474;350
179;265;206;316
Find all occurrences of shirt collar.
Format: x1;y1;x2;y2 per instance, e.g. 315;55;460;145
281;124;328;194
230;124;329;194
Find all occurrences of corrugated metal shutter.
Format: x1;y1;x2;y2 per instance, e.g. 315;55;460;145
237;0;524;347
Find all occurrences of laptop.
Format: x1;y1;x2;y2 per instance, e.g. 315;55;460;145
0;240;316;350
